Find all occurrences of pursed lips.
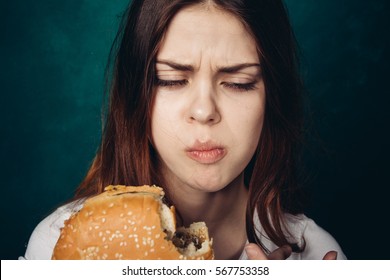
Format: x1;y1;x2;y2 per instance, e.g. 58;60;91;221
185;140;226;164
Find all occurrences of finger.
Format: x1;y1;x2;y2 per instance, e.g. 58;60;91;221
245;243;268;260
322;251;338;260
268;245;292;260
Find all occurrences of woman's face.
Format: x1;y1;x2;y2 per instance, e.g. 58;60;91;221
151;4;265;192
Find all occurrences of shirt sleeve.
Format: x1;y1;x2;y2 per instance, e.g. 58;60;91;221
299;217;347;260
21;203;79;260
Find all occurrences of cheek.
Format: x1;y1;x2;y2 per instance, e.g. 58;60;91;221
236;111;264;153
227;94;265;145
151;97;182;148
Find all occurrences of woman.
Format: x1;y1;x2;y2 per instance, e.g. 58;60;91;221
22;0;346;260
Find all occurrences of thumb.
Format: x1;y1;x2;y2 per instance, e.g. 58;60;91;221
323;251;338;260
245;243;268;260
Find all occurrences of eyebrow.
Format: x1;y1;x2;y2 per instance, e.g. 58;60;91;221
156;60;261;73
156;60;194;71
218;63;261;73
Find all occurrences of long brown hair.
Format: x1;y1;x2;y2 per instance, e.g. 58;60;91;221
75;0;306;253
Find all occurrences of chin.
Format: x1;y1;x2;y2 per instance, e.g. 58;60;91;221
163;160;244;193
188;175;240;193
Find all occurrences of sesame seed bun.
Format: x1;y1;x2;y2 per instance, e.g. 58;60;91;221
52;185;214;260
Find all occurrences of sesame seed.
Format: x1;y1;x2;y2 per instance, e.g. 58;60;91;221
136;244;140;249
101;218;106;223
109;203;114;208
155;234;160;238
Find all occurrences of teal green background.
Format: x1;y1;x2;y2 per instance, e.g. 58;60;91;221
1;0;388;259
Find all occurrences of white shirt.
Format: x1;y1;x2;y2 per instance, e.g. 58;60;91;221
238;213;346;260
20;202;346;260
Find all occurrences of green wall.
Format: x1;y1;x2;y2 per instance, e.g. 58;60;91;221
1;0;388;259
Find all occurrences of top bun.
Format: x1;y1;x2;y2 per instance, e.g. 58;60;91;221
52;185;214;260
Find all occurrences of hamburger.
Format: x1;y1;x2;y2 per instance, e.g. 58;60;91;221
52;185;214;260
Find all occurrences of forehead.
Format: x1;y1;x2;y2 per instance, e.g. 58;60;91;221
157;4;259;64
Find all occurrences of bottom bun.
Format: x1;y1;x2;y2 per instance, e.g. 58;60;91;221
52;185;214;260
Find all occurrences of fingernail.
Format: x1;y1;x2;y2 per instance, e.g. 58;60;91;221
245;245;259;259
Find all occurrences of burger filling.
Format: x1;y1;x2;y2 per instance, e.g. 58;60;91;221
172;228;202;250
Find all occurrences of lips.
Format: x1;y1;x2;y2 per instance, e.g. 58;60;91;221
186;141;226;164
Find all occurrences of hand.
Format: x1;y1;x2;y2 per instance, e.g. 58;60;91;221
245;243;292;260
322;250;338;260
245;243;338;260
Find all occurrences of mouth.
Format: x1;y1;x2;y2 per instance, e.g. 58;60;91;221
186;141;227;164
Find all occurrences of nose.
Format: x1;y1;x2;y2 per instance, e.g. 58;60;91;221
187;84;221;125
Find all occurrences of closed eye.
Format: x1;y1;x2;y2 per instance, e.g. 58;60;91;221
221;82;257;92
156;79;188;88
